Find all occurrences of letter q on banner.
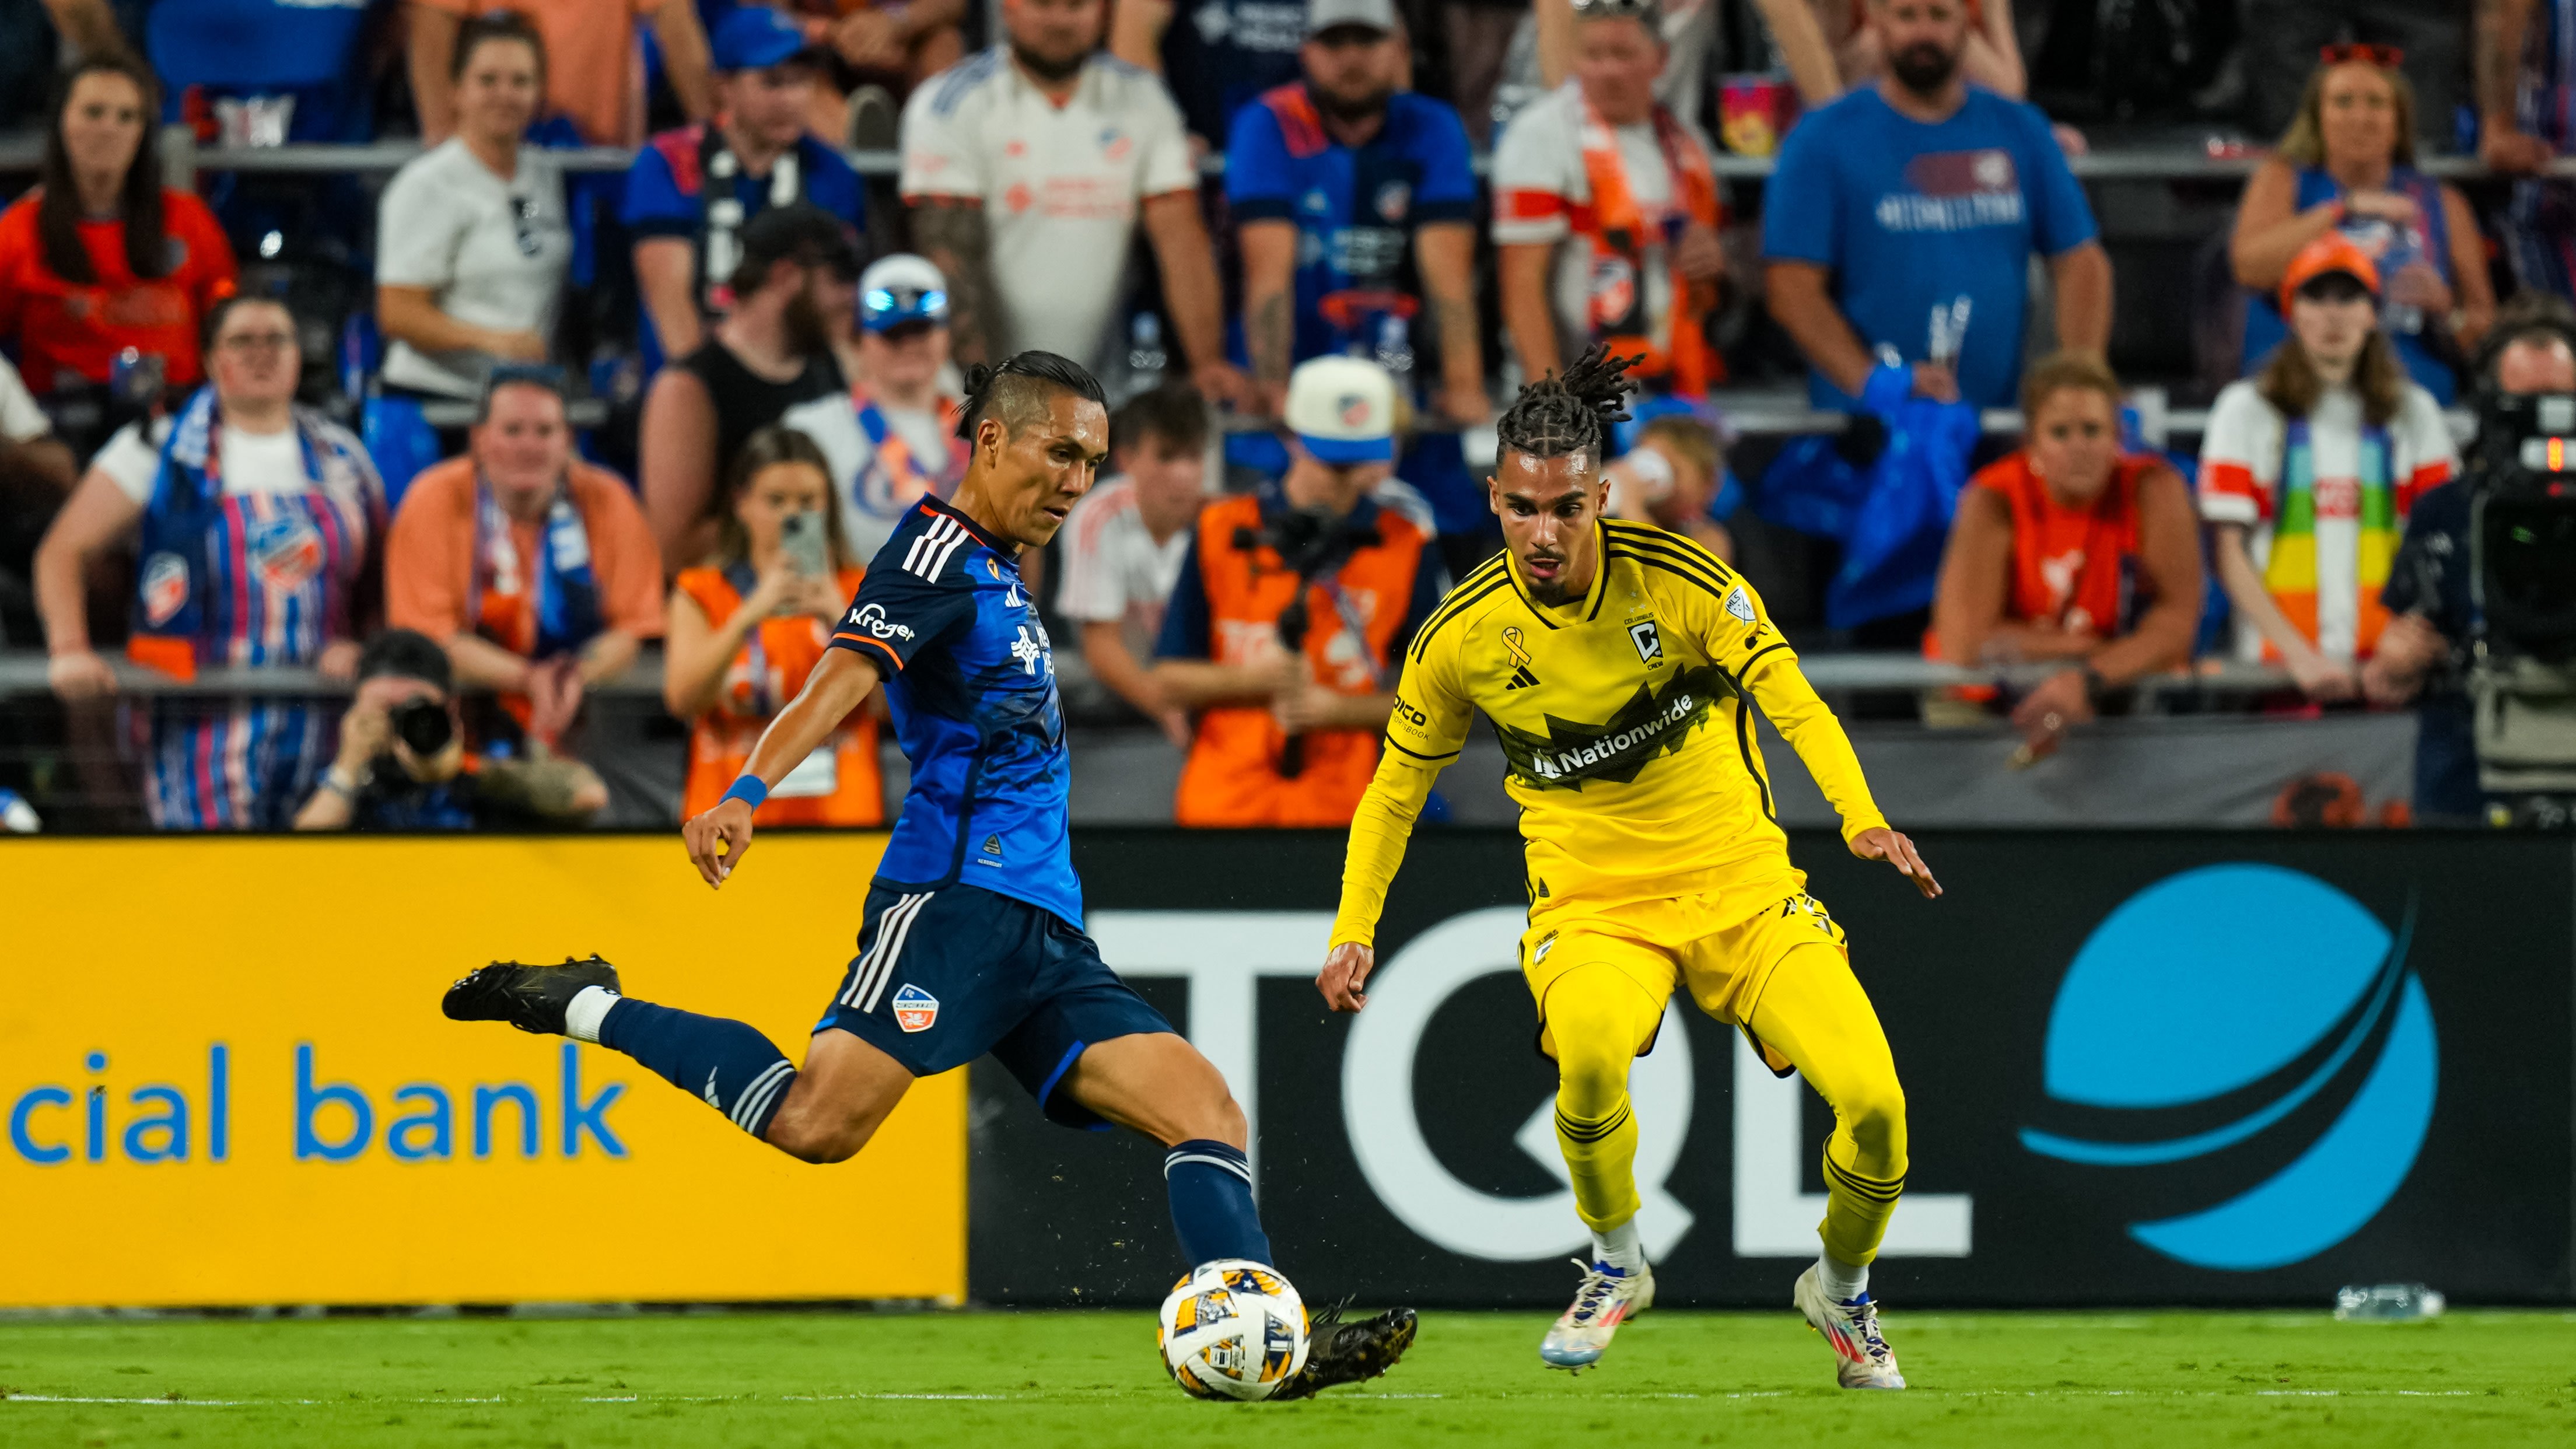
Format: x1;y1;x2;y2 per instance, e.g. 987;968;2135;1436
1343;908;1697;1262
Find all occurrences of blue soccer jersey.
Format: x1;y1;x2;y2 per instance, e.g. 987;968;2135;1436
1224;83;1478;363
828;498;1080;926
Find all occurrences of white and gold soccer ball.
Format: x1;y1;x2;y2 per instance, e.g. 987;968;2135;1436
1156;1259;1310;1401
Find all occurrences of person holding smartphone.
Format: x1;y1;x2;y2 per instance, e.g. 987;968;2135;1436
662;424;885;827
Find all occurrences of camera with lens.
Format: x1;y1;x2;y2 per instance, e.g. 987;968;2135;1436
387;695;455;760
2466;388;2576;800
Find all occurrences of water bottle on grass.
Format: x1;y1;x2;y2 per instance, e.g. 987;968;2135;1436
2333;1283;2444;1321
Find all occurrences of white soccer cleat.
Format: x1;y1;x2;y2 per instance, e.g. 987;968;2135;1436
1793;1265;1906;1389
1538;1257;1654;1370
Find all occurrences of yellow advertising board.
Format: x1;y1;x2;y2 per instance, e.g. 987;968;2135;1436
0;834;964;1308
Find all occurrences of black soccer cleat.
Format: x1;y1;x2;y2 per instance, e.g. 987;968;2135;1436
1269;1303;1418;1401
441;956;620;1035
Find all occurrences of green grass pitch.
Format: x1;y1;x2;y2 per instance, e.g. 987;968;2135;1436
3;1308;2572;1447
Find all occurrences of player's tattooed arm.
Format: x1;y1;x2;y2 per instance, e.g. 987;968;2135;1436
477;751;611;823
909;198;999;367
1238;219;1298;411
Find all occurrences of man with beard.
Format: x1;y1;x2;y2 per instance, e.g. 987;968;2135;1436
640;205;861;573
1226;0;1489;573
1494;0;1728;402
624;7;867;370
1762;0;2110;416
900;0;1246;407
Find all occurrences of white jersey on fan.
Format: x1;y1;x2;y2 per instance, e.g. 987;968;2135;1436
898;47;1196;373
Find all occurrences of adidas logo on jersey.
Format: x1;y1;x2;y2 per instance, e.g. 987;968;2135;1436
1505;665;1541;690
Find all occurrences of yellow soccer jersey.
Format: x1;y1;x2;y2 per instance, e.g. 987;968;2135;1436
1333;520;1889;944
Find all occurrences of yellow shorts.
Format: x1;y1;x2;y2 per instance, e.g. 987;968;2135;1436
1522;869;1847;1057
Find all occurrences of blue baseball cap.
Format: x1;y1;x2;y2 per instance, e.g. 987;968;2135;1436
711;5;818;72
858;254;951;333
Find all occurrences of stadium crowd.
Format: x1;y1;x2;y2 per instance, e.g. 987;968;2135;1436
1;0;2574;832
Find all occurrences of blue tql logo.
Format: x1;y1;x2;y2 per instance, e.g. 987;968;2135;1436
2021;864;2440;1270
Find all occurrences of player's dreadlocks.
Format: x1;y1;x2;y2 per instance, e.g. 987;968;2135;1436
1493;344;1643;464
956;349;1107;442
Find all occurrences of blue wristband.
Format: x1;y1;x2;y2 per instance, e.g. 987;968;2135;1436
720;776;768;810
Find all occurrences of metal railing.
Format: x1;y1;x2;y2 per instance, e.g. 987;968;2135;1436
9;132;2576;183
0;649;2298;700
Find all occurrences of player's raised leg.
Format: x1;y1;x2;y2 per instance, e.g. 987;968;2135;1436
1059;1031;1418;1398
1748;944;1910;1390
441;955;915;1160
1535;961;1667;1370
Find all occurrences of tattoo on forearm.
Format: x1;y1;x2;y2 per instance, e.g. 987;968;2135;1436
1250;292;1292;386
911;202;999;366
478;759;594;820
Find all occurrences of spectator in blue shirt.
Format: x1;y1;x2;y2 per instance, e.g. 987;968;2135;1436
1112;0;1309;145
623;5;866;372
1226;0;1488;566
1761;0;2110;415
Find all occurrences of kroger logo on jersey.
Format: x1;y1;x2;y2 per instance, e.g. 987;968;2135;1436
2021;866;2440;1270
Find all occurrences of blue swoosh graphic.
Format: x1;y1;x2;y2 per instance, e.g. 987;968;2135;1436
2126;976;2439;1270
2019;907;2414;1167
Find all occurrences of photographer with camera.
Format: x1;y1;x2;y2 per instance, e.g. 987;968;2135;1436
294;628;608;831
2365;293;2576;825
1152;355;1443;827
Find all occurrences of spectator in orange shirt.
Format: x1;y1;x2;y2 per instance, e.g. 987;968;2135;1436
386;366;664;742
1929;352;2203;755
409;0;713;148
0;54;237;401
664;425;884;827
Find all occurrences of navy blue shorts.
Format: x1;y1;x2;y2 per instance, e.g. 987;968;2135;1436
816;882;1173;1128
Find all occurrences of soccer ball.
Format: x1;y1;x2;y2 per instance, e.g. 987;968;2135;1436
1156;1259;1310;1401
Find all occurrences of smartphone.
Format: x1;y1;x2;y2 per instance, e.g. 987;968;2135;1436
780;509;830;579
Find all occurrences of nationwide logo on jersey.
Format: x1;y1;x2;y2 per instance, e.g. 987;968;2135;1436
1490;663;1730;790
1628;618;1663;664
1500;625;1540;690
891;984;940;1033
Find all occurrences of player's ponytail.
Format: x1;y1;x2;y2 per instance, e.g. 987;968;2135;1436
1493;344;1643;463
956;351;1108;441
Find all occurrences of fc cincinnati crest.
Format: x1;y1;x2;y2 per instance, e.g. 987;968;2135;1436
1374;179;1412;223
891;984;940;1033
1628;618;1663;664
141;552;190;625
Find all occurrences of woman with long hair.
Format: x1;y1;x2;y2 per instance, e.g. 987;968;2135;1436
664;425;884;827
34;295;384;829
2231;44;2491;403
1930;352;2202;754
0;53;238;401
2199;234;2456;701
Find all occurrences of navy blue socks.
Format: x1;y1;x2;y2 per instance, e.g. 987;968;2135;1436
1163;1139;1273;1267
594;997;797;1139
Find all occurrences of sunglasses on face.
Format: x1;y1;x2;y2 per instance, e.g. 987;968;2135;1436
2320;43;2404;69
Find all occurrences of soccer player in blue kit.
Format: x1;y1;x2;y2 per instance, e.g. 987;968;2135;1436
442;352;1415;1398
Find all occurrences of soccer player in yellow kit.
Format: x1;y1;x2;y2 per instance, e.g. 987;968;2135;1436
1316;351;1942;1390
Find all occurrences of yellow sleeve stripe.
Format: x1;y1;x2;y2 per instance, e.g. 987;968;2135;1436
1602;521;1738;584
1408;564;1514;662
